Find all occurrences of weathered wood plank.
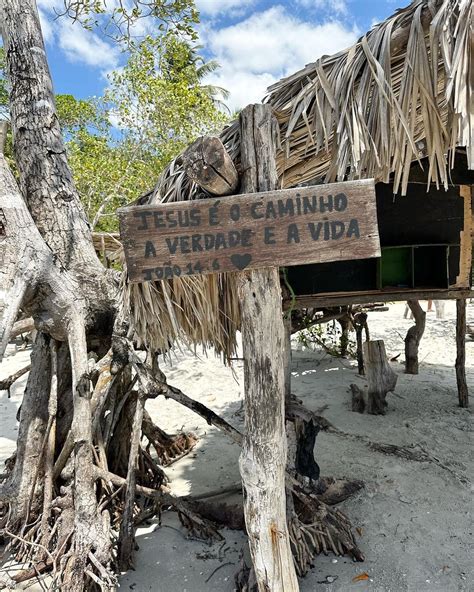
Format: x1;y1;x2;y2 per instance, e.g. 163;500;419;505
118;179;380;283
238;104;299;591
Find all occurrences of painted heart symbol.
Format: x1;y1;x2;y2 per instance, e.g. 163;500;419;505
230;253;252;270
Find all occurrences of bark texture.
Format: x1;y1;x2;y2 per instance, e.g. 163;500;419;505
238;104;299;592
0;0;98;270
363;340;398;415
183;135;239;196
404;300;426;374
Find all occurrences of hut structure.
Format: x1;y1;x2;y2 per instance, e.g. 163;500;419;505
125;0;472;390
121;0;472;587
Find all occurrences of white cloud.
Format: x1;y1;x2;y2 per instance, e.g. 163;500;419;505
57;20;120;69
203;5;358;111
297;0;348;15
38;9;54;44
196;0;255;17
37;0;120;71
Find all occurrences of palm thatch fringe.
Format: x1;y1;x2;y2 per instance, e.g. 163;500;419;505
124;272;241;361
123;0;472;357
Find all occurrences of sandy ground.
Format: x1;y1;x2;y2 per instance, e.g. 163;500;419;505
1;301;473;591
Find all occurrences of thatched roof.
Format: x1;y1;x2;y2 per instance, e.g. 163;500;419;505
152;0;472;203
125;0;473;359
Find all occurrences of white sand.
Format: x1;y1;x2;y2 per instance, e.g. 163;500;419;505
1;301;473;591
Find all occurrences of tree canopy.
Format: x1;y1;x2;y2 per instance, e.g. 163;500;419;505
0;15;229;232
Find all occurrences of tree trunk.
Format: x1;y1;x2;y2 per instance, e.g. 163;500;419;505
238;104;299;592
0;3;119;589
363;340;397;415
455;298;469;408
338;314;351;357
0;0;101;273
404;300;426;374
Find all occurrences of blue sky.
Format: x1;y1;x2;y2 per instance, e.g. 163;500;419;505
38;0;403;111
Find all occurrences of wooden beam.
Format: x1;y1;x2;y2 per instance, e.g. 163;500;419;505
182;135;239;196
455;298;469;408
286;288;474;309
238;104;299;591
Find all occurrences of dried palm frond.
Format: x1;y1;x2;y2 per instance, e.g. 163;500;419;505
123;272;240;362
124;0;472;358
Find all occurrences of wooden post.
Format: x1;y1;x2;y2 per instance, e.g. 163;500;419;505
353;312;367;375
283;311;292;400
238;104;299;591
456;298;469;408
433;300;445;320
363;340;397;415
404;300;426;374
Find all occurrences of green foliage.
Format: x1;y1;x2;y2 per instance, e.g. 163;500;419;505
0;48;8;110
297;320;357;358
67;131;161;232
65;34;229;231
62;0;199;46
1;6;229;232
106;33;228;152
55;94;108;136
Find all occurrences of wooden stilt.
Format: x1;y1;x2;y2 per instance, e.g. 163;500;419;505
404;300;426;374
456;298;469;408
353;312;367;375
238;104;299;591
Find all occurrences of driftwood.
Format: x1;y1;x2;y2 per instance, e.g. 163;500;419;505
10;317;35;339
404;300;426;374
350;383;366;413
363;340;397;415
182;135;239;196
455;298;469;408
0;363;31;393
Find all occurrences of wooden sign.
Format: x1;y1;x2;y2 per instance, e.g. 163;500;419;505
118;179;380;283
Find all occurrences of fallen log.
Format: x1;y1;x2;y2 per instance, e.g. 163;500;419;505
182;135;239;196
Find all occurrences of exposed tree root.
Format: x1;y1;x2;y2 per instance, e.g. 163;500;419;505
235;483;364;590
142;409;198;467
0;364;31;395
288;486;364;577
